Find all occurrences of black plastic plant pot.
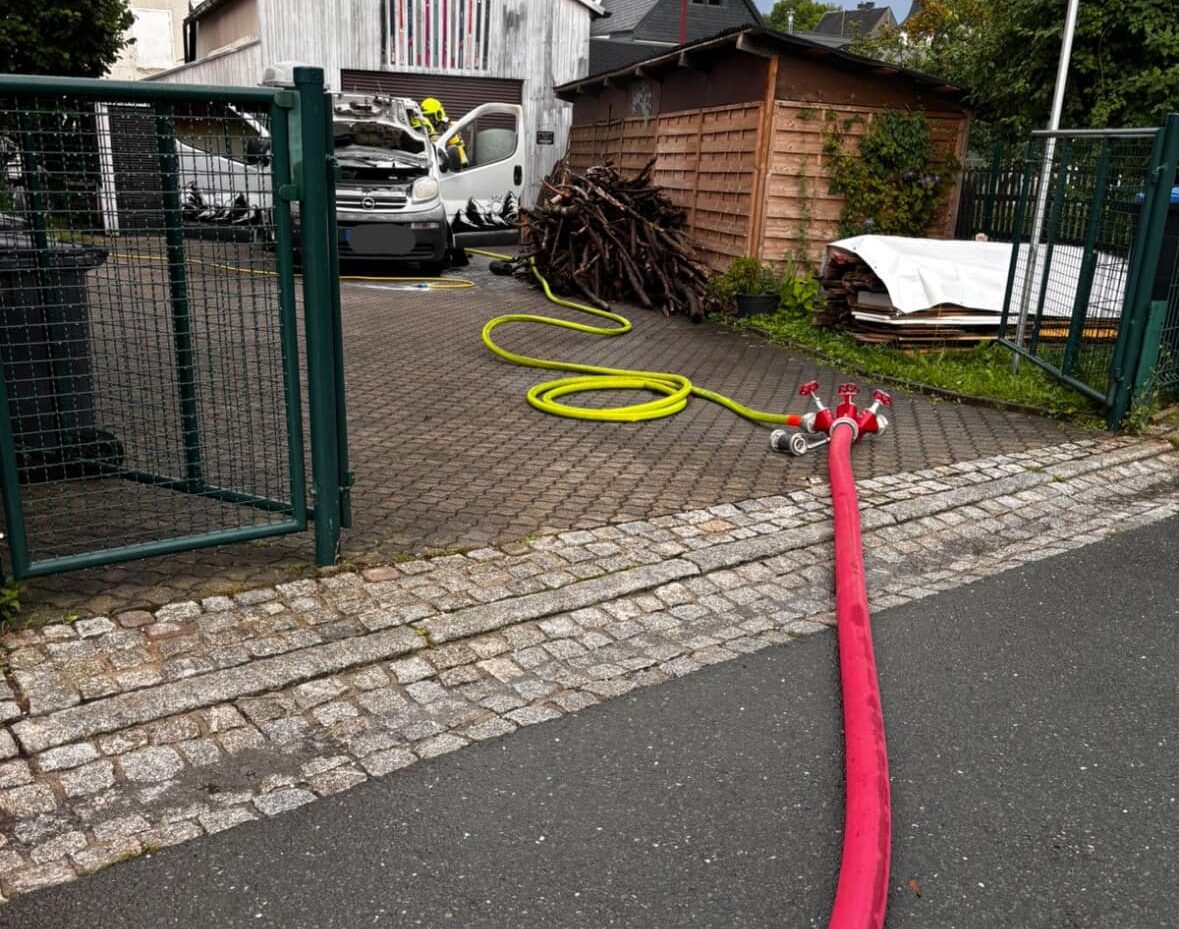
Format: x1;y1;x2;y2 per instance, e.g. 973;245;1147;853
734;293;780;317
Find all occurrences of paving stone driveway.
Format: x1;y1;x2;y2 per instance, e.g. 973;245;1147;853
18;259;1082;615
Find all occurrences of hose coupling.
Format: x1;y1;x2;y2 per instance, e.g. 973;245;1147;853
771;429;831;457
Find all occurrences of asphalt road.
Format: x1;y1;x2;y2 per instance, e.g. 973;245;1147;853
6;517;1178;929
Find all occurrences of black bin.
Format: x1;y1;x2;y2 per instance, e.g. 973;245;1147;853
0;231;123;482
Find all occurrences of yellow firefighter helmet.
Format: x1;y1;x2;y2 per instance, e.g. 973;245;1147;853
420;97;449;129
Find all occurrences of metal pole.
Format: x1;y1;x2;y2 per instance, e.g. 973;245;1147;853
1012;0;1081;372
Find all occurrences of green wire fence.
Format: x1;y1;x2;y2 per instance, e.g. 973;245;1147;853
0;68;349;580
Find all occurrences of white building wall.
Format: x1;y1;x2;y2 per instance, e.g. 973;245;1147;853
107;0;192;81
148;40;264;87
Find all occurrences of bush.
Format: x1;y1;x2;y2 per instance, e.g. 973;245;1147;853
778;267;823;318
707;257;781;301
825;110;958;238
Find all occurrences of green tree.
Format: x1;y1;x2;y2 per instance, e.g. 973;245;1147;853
851;0;1179;139
0;1;135;77
765;0;839;34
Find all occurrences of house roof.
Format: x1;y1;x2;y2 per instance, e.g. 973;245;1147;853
593;0;656;35
813;6;896;38
593;0;763;40
558;25;967;101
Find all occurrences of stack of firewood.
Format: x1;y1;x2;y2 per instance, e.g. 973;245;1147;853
518;159;709;319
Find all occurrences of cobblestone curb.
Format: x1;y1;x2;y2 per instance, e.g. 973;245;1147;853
0;436;1176;901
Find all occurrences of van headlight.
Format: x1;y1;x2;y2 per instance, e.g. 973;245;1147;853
411;177;439;201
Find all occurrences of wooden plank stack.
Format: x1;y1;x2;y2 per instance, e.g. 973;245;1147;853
818;246;1004;348
518;158;710;319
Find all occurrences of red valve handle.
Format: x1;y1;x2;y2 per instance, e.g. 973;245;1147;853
838;382;859;397
872;389;893;407
799;380;820;396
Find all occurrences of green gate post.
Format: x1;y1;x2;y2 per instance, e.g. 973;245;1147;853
156;106;205;489
1062;140;1113;377
1108;114;1179;427
294;67;344;566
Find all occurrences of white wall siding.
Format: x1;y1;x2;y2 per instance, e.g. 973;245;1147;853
148;40;264;88
258;0;383;91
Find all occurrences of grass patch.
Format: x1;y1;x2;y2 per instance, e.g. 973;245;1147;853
732;308;1103;420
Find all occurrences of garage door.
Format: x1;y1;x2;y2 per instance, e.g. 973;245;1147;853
339;71;522;121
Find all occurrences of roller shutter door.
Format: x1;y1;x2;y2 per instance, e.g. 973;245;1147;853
339;70;522;120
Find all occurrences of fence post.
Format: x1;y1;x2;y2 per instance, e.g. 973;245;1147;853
294;66;343;566
983;140;1002;238
1108;114;1179;427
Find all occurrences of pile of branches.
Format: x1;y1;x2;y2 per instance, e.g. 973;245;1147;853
518;159;708;319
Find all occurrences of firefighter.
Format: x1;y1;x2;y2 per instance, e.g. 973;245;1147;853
420;97;469;169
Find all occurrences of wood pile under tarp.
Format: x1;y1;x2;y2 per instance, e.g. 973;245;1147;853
518;159;709;319
819;245;1006;348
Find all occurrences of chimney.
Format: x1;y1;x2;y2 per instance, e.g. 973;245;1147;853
787;10;795;32
857;1;876;8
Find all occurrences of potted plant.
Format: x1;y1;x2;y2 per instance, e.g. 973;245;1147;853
707;257;782;317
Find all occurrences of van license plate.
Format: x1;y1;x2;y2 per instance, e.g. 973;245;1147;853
349;225;415;256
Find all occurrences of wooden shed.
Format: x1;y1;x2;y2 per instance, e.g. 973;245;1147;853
555;27;971;271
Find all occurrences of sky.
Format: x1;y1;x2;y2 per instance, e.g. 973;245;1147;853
755;0;912;22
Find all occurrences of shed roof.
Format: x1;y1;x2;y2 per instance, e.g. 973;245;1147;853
558;25;967;101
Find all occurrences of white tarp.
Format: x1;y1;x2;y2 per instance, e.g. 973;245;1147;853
825;235;1128;320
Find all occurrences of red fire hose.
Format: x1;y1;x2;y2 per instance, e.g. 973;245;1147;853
772;382;893;929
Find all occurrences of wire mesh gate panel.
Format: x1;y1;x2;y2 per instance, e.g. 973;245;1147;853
0;71;348;579
999;117;1179;426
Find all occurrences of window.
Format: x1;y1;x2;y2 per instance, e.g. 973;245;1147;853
389;0;493;70
690;0;724;5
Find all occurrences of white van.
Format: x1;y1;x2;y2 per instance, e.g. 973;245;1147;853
163;93;524;271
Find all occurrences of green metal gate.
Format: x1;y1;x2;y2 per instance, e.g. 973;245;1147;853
998;115;1179;428
0;67;350;579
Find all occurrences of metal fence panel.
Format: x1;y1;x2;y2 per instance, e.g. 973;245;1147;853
0;75;338;579
996;118;1179;425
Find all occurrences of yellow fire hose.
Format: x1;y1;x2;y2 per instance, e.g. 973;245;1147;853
468;248;797;426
